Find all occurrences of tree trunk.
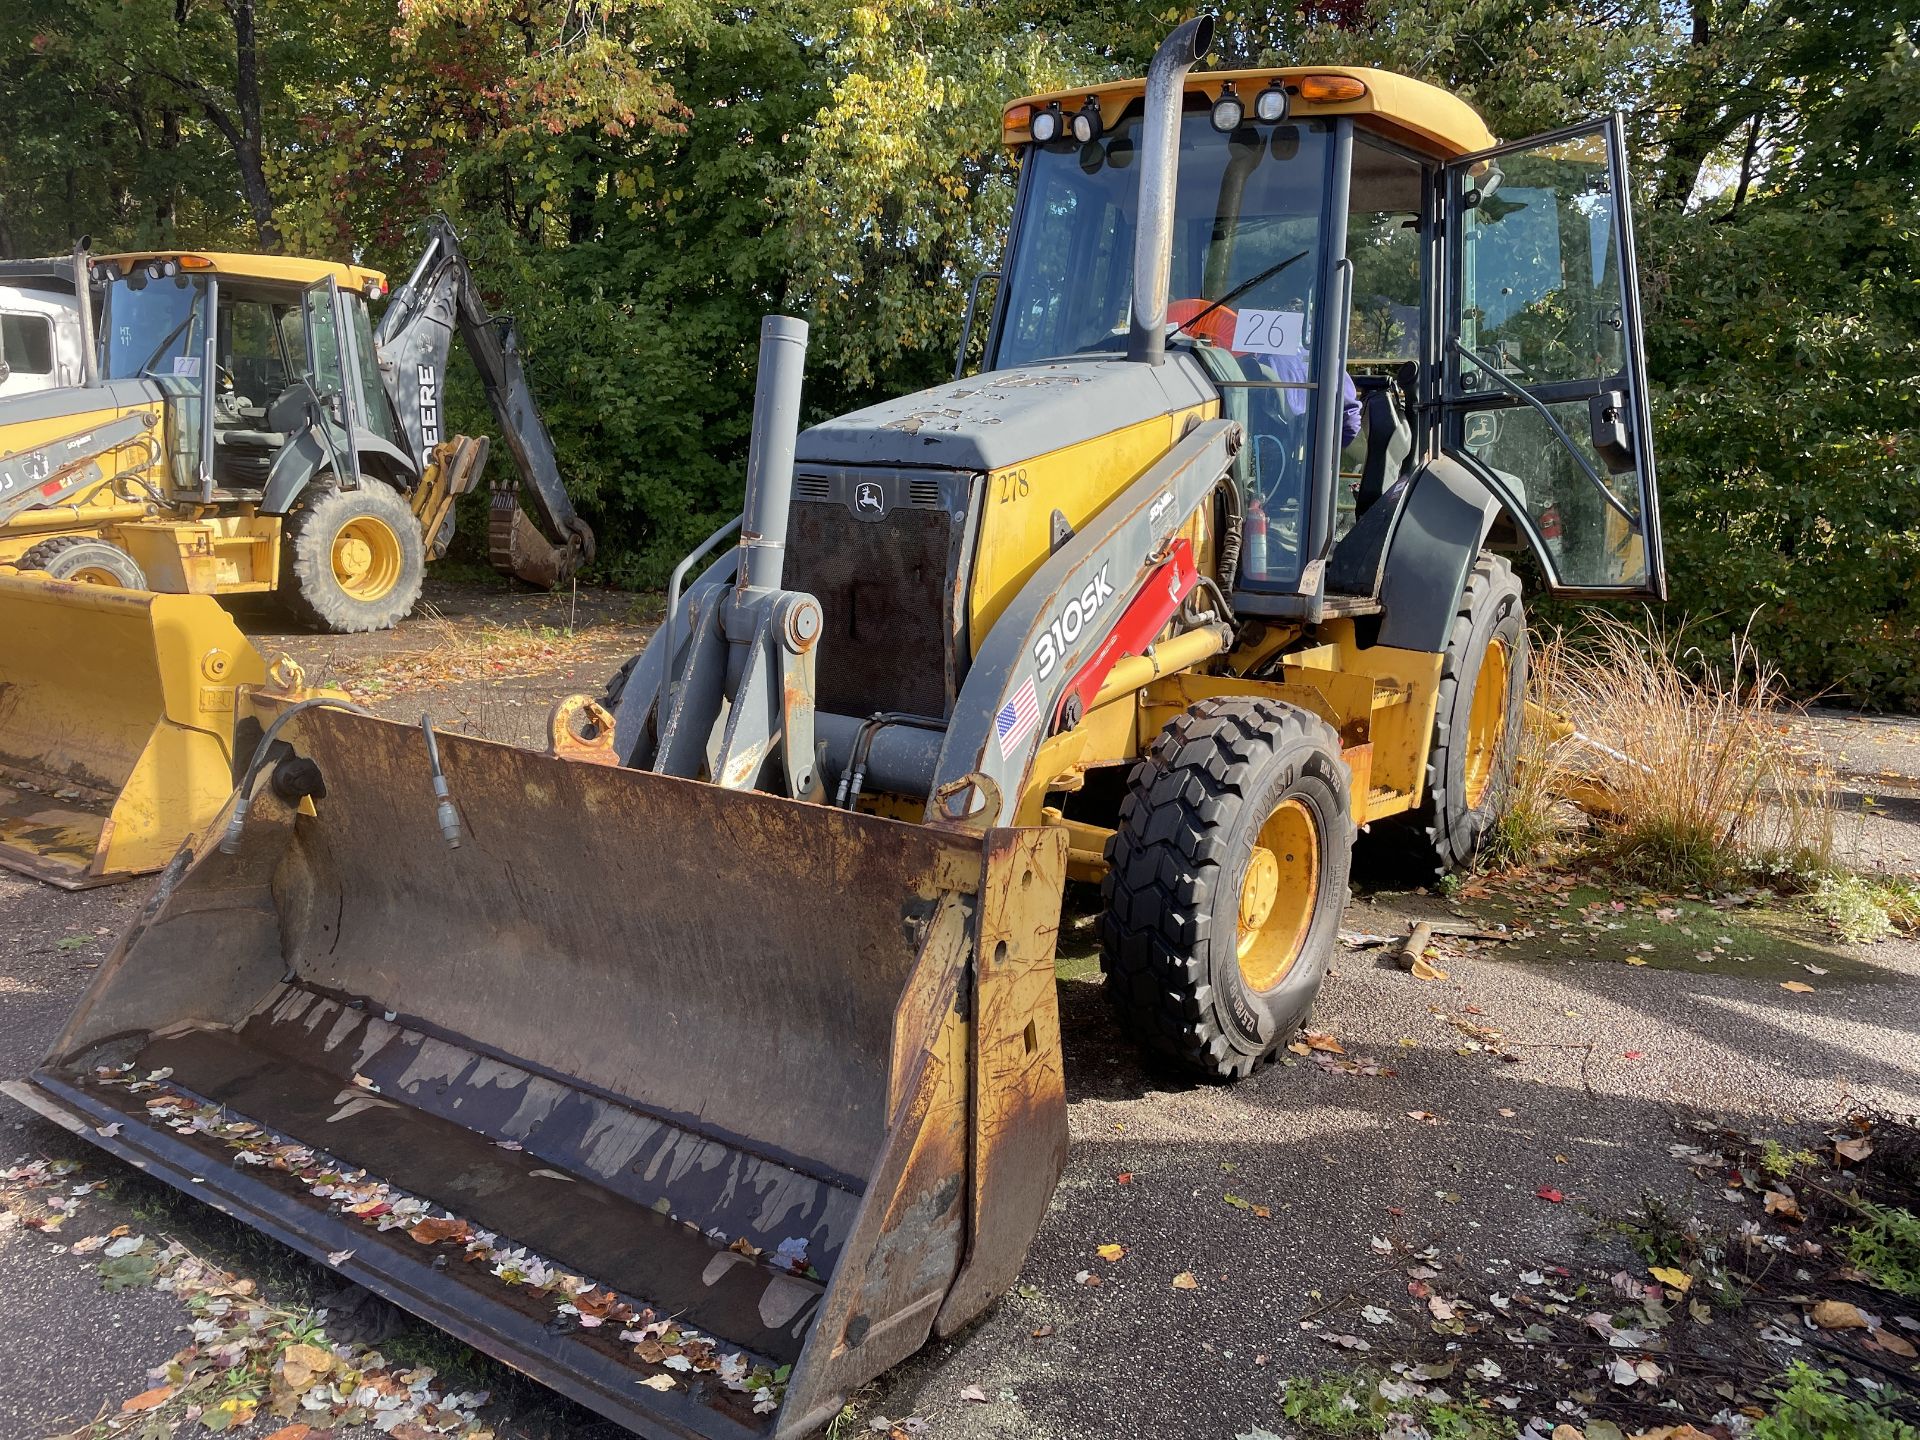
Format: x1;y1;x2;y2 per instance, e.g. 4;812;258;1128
221;0;280;250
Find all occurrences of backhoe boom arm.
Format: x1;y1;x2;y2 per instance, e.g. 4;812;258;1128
375;217;594;584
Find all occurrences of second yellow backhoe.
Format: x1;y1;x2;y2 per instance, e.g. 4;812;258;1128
0;220;594;886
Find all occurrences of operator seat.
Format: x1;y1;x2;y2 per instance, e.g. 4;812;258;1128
1327;368;1419;599
1352;373;1412;516
212;384;306;488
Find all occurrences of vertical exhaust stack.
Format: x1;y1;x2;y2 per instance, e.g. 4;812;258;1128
1127;14;1216;366
734;315;809;602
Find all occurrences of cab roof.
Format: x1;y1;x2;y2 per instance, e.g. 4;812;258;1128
101;251;387;292
1004;66;1495;160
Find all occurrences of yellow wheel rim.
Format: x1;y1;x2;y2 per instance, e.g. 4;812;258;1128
1237;798;1319;993
68;564;130;587
1462;636;1512;811
331;516;403;602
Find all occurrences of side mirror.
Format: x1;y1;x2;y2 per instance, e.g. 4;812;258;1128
0;359;12;387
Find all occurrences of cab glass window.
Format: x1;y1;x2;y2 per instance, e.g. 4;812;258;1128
992;111;1334;370
220;295;294;403
0;313;54;375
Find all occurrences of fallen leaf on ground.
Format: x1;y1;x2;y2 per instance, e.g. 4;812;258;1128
1780;981;1815;994
408;1216;473;1245
1875;1330;1918;1358
262;1426;312;1440
1623;956;1649;966
1648;1265;1692;1292
120;1386;174;1413
1303;1032;1345;1054
200;1397;256;1431
958;1385;988;1403
1409;956;1449;981
1811;1299;1869;1330
1536;1187;1565;1203
326;1248;355;1266
1836;1137;1874;1164
639;1373;676;1391
1171;1272;1199;1290
1095;1243;1126;1262
1406;1111;1442;1125
1764;1190;1804;1220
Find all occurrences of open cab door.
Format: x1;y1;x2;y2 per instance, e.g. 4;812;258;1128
1442;115;1665;598
299;276;358;482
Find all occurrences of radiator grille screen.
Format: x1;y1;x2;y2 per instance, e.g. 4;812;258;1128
783;473;970;720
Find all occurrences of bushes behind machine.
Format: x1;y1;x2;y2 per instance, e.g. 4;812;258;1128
1496;616;1835;890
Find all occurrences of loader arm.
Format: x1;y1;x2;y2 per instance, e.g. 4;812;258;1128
930;416;1242;828
375;216;595;585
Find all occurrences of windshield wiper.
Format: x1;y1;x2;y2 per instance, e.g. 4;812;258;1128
1173;249;1310;339
137;313;198;376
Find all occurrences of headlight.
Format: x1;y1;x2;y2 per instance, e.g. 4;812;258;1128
1070;98;1101;144
1209;83;1244;133
1031;104;1063;144
1255;82;1289;123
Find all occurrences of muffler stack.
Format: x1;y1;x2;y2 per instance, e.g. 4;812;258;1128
19;706;1068;1438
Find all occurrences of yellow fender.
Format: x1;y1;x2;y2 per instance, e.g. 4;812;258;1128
0;575;276;887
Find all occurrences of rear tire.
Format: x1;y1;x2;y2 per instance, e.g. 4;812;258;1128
17;536;147;588
1099;697;1353;1080
1402;552;1526;874
282;480;425;634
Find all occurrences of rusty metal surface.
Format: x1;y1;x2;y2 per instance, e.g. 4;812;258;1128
36;706;1073;1437
547;694;620;765
21;1072;770;1440
936;826;1070;1332
0;778;115;887
116;1019;826;1364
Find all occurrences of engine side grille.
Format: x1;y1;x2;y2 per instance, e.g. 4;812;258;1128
781;468;975;722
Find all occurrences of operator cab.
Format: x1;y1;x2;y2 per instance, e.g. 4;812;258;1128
984;67;1664;609
94;254;402;500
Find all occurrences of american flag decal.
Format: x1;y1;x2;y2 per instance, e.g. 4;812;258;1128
994;676;1041;758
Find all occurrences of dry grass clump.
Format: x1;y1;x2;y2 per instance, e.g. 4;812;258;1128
1495;615;1835;890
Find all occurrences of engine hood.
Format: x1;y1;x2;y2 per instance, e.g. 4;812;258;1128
795;355;1217;473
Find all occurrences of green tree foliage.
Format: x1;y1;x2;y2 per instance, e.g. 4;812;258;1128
0;0;1913;698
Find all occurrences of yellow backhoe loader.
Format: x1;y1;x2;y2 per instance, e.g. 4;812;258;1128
10;19;1664;1437
0;220;593;886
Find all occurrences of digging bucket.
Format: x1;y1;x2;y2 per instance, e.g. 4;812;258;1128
0;574;267;888
13;705;1069;1439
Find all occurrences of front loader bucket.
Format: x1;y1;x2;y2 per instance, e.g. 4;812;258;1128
15;708;1068;1439
0;575;266;888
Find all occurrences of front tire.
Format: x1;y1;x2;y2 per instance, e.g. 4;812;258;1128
17;536;147;588
282;480;425;634
1100;697;1353;1080
1404;552;1527;874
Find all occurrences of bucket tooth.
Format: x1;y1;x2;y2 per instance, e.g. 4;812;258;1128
21;706;1069;1438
